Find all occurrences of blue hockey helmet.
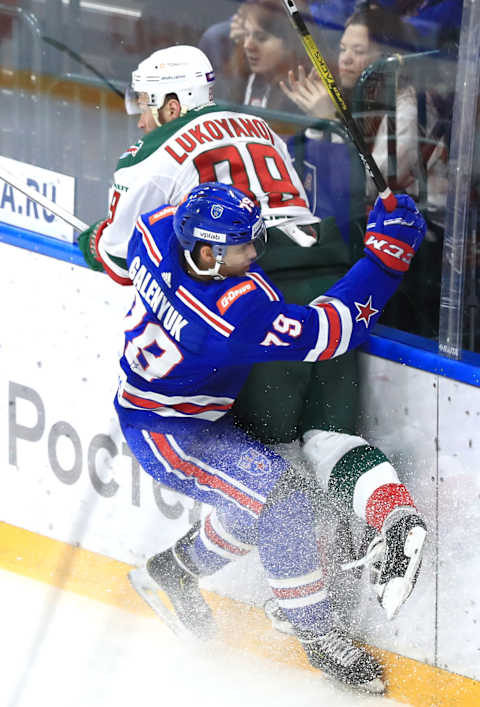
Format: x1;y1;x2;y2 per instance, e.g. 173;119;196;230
173;182;267;277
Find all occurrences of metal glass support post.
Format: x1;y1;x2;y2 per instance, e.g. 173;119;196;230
438;0;480;359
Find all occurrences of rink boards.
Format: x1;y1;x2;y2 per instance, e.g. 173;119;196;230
1;241;480;705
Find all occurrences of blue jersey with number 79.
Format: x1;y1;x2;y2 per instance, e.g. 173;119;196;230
115;204;399;431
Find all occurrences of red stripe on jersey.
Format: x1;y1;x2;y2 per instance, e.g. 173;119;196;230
122;391;232;416
316;303;342;360
122;390;161;409
272;578;325;599
137;219;162;267
177;286;234;336
204;515;249;556
248;271;279;301
150;433;263;516
173;401;233;414
366;483;416;531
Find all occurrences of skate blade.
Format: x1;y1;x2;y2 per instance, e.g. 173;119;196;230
128;567;190;638
382;525;427;620
264;598;296;636
359;677;385;695
324;673;385;696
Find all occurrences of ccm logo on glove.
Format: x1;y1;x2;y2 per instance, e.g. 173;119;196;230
363;194;426;277
364;231;415;272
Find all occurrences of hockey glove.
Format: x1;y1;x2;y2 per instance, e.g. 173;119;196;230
363;194;426;278
77;219;107;272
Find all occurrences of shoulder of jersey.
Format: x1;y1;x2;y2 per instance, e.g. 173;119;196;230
116;106;222;168
214;270;282;324
170;270;281;343
134;205;176;267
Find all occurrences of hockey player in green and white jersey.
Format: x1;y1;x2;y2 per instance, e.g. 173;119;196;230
79;44;323;282
79;44;427;643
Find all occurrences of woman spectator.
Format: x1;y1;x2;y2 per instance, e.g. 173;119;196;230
279;5;448;209
223;0;311;111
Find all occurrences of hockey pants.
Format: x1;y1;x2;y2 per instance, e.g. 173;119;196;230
119;412;332;634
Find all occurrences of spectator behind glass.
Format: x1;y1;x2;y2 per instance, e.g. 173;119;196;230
197;2;387;108
280;5;448;210
218;0;311;112
198;5;248;101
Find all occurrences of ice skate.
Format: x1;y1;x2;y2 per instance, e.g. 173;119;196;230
343;509;427;620
264;597;296;635
128;524;216;640
297;626;385;693
371;510;427;620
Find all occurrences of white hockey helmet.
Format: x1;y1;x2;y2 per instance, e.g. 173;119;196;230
125;45;215;117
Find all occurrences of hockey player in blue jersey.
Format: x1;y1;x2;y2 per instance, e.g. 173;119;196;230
119;182;426;693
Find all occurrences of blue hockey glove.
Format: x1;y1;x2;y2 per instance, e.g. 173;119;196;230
364;194;426;277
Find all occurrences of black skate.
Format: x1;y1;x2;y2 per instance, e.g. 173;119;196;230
370;510;427;620
297;626;385;694
341;510;427;620
128;523;216;640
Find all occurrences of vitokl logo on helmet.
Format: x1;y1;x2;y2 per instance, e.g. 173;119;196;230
192;227;227;243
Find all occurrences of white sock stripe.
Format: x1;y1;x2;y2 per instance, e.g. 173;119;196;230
268;567;324;590
353;461;400;519
208;510;255;552
275;589;329;609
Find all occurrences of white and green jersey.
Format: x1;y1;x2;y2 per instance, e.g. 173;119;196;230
98;104;318;282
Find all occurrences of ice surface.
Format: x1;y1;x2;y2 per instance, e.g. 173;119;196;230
1;569;408;707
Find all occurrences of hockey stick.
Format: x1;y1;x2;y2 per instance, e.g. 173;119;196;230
0;163;88;232
42;36;126;100
281;0;397;211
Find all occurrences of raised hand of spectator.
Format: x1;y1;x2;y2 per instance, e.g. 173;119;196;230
230;9;246;44
279;65;336;119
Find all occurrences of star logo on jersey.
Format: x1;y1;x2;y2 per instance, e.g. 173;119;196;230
161;272;172;288
354;295;379;327
238;448;271;475
120;139;143;159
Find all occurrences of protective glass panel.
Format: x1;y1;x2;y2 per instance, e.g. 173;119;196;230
0;0;473;352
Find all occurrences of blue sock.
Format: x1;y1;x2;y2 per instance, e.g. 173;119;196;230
258;489;332;634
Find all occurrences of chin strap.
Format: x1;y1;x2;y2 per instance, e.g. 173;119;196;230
151;107;162;127
184;250;224;278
